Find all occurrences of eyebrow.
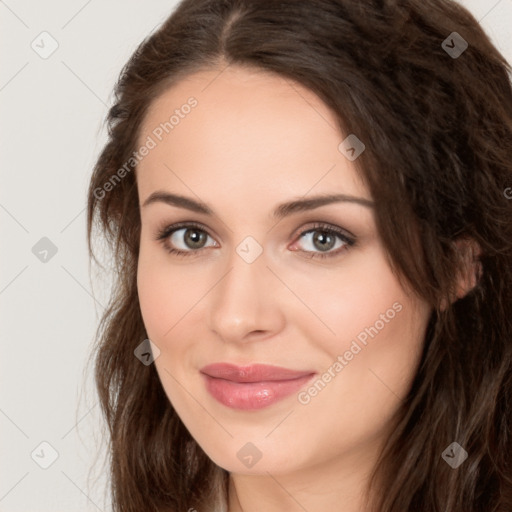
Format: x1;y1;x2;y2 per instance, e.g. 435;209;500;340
142;191;374;219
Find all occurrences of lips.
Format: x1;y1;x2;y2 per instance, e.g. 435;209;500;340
200;363;316;410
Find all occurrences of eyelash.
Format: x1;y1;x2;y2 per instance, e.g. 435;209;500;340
155;221;356;260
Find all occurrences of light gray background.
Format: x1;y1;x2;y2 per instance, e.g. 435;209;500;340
1;1;511;510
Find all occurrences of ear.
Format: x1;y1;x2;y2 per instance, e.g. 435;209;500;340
440;237;482;311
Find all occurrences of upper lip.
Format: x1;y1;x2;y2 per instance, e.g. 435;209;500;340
200;363;315;383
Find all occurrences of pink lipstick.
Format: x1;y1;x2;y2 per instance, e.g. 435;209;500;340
200;363;315;410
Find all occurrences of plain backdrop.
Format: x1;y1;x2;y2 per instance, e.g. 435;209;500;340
1;1;511;510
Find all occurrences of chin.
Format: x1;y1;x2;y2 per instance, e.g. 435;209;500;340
197;438;303;475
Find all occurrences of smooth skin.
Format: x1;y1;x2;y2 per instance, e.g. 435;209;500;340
136;64;433;512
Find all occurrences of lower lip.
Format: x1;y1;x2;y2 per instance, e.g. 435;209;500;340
202;373;315;410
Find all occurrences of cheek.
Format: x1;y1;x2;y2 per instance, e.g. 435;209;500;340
292;263;429;460
137;258;172;340
287;246;423;353
137;255;199;408
294;247;429;400
137;243;206;341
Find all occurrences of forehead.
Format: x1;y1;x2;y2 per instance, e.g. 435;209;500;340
136;65;370;204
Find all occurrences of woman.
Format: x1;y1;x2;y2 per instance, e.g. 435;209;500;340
86;0;512;510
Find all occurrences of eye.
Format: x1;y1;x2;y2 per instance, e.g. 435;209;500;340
289;222;355;260
155;221;356;259
155;222;217;256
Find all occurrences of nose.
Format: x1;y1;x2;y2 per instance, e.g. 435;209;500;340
207;243;285;345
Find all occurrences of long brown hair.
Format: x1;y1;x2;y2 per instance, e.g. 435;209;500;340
86;1;512;510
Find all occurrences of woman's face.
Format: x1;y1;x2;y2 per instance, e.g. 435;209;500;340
136;65;432;477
